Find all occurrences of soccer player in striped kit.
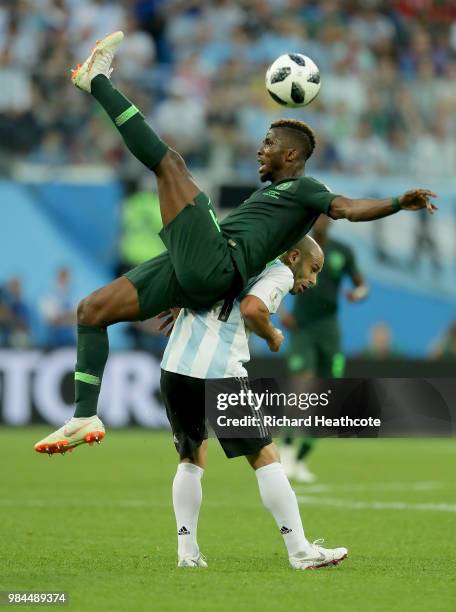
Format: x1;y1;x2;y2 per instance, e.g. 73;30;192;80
160;236;348;570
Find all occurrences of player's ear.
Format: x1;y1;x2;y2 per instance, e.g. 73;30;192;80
285;148;298;162
288;248;300;266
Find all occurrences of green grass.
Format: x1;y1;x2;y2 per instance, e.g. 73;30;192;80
1;429;455;611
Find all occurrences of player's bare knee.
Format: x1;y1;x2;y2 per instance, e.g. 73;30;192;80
179;441;207;469
157;148;189;177
167;148;188;170
247;443;280;470
77;294;106;327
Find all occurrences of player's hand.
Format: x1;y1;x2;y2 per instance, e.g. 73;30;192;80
267;328;284;353
345;286;368;303
399;189;438;214
280;312;296;329
156;308;181;336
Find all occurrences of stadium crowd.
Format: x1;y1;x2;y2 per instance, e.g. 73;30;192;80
0;0;455;179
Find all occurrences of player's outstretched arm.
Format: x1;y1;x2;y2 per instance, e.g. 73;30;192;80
328;189;437;222
240;296;284;352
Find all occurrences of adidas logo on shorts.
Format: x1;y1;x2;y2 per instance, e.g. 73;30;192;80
280;526;292;535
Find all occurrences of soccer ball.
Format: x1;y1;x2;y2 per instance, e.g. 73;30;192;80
265;53;321;108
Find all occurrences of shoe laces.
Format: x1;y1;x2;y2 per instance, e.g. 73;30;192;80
94;48;114;72
311;538;326;552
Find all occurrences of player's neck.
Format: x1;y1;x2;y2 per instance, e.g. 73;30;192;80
270;165;304;183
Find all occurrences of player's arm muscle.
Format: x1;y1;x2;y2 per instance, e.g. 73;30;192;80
328;196;398;221
240;295;283;352
240;295;274;339
329;188;437;222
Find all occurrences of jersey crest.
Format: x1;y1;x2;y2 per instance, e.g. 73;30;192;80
276;181;293;191
263;188;280;199
269;288;282;311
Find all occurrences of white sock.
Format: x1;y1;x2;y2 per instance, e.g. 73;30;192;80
255;462;313;557
172;463;203;559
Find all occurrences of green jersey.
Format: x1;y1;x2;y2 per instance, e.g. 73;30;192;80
293;239;358;326
220;176;338;283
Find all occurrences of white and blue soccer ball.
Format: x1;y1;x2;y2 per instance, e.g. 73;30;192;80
265;53;321;108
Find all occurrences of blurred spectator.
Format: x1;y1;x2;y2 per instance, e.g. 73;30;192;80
116;13;156;80
325;101;357;141
430;321;456;359
118;179;166;275
320;61;368;115
0;49;32;113
412;119;456;178
363;323;400;359
409;209;442;275
350;5;395;49
70;0;126;56
118;179;168;352
338;120;389;175
151;78;206;159
386;127;410;175
29;130;68;165
0;278;31;348
40;267;76;347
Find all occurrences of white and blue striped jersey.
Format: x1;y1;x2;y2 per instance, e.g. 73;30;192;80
161;260;294;379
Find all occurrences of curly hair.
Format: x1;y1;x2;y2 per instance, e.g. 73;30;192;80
270;119;316;160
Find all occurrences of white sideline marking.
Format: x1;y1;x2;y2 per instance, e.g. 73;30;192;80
2;492;456;513
297;495;456;513
294;481;445;493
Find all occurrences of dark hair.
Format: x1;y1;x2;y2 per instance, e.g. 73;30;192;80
270;119;316;160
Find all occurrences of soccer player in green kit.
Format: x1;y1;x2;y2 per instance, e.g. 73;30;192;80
35;32;438;454
280;215;368;481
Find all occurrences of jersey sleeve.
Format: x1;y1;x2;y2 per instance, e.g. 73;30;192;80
296;177;339;214
246;264;294;313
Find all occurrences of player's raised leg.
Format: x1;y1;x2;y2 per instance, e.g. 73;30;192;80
247;443;348;569
71;31;237;304
71;31;201;227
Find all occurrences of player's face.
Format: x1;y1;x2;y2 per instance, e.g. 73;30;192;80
290;253;324;294
257;129;285;182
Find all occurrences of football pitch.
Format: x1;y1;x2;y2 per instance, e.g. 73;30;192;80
1;429;455;612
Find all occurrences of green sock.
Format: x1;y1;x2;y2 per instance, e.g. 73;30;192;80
74;324;109;418
296;437;315;461
90;74;168;170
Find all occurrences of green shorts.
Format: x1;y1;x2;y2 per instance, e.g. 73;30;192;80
125;192;241;320
287;317;345;378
